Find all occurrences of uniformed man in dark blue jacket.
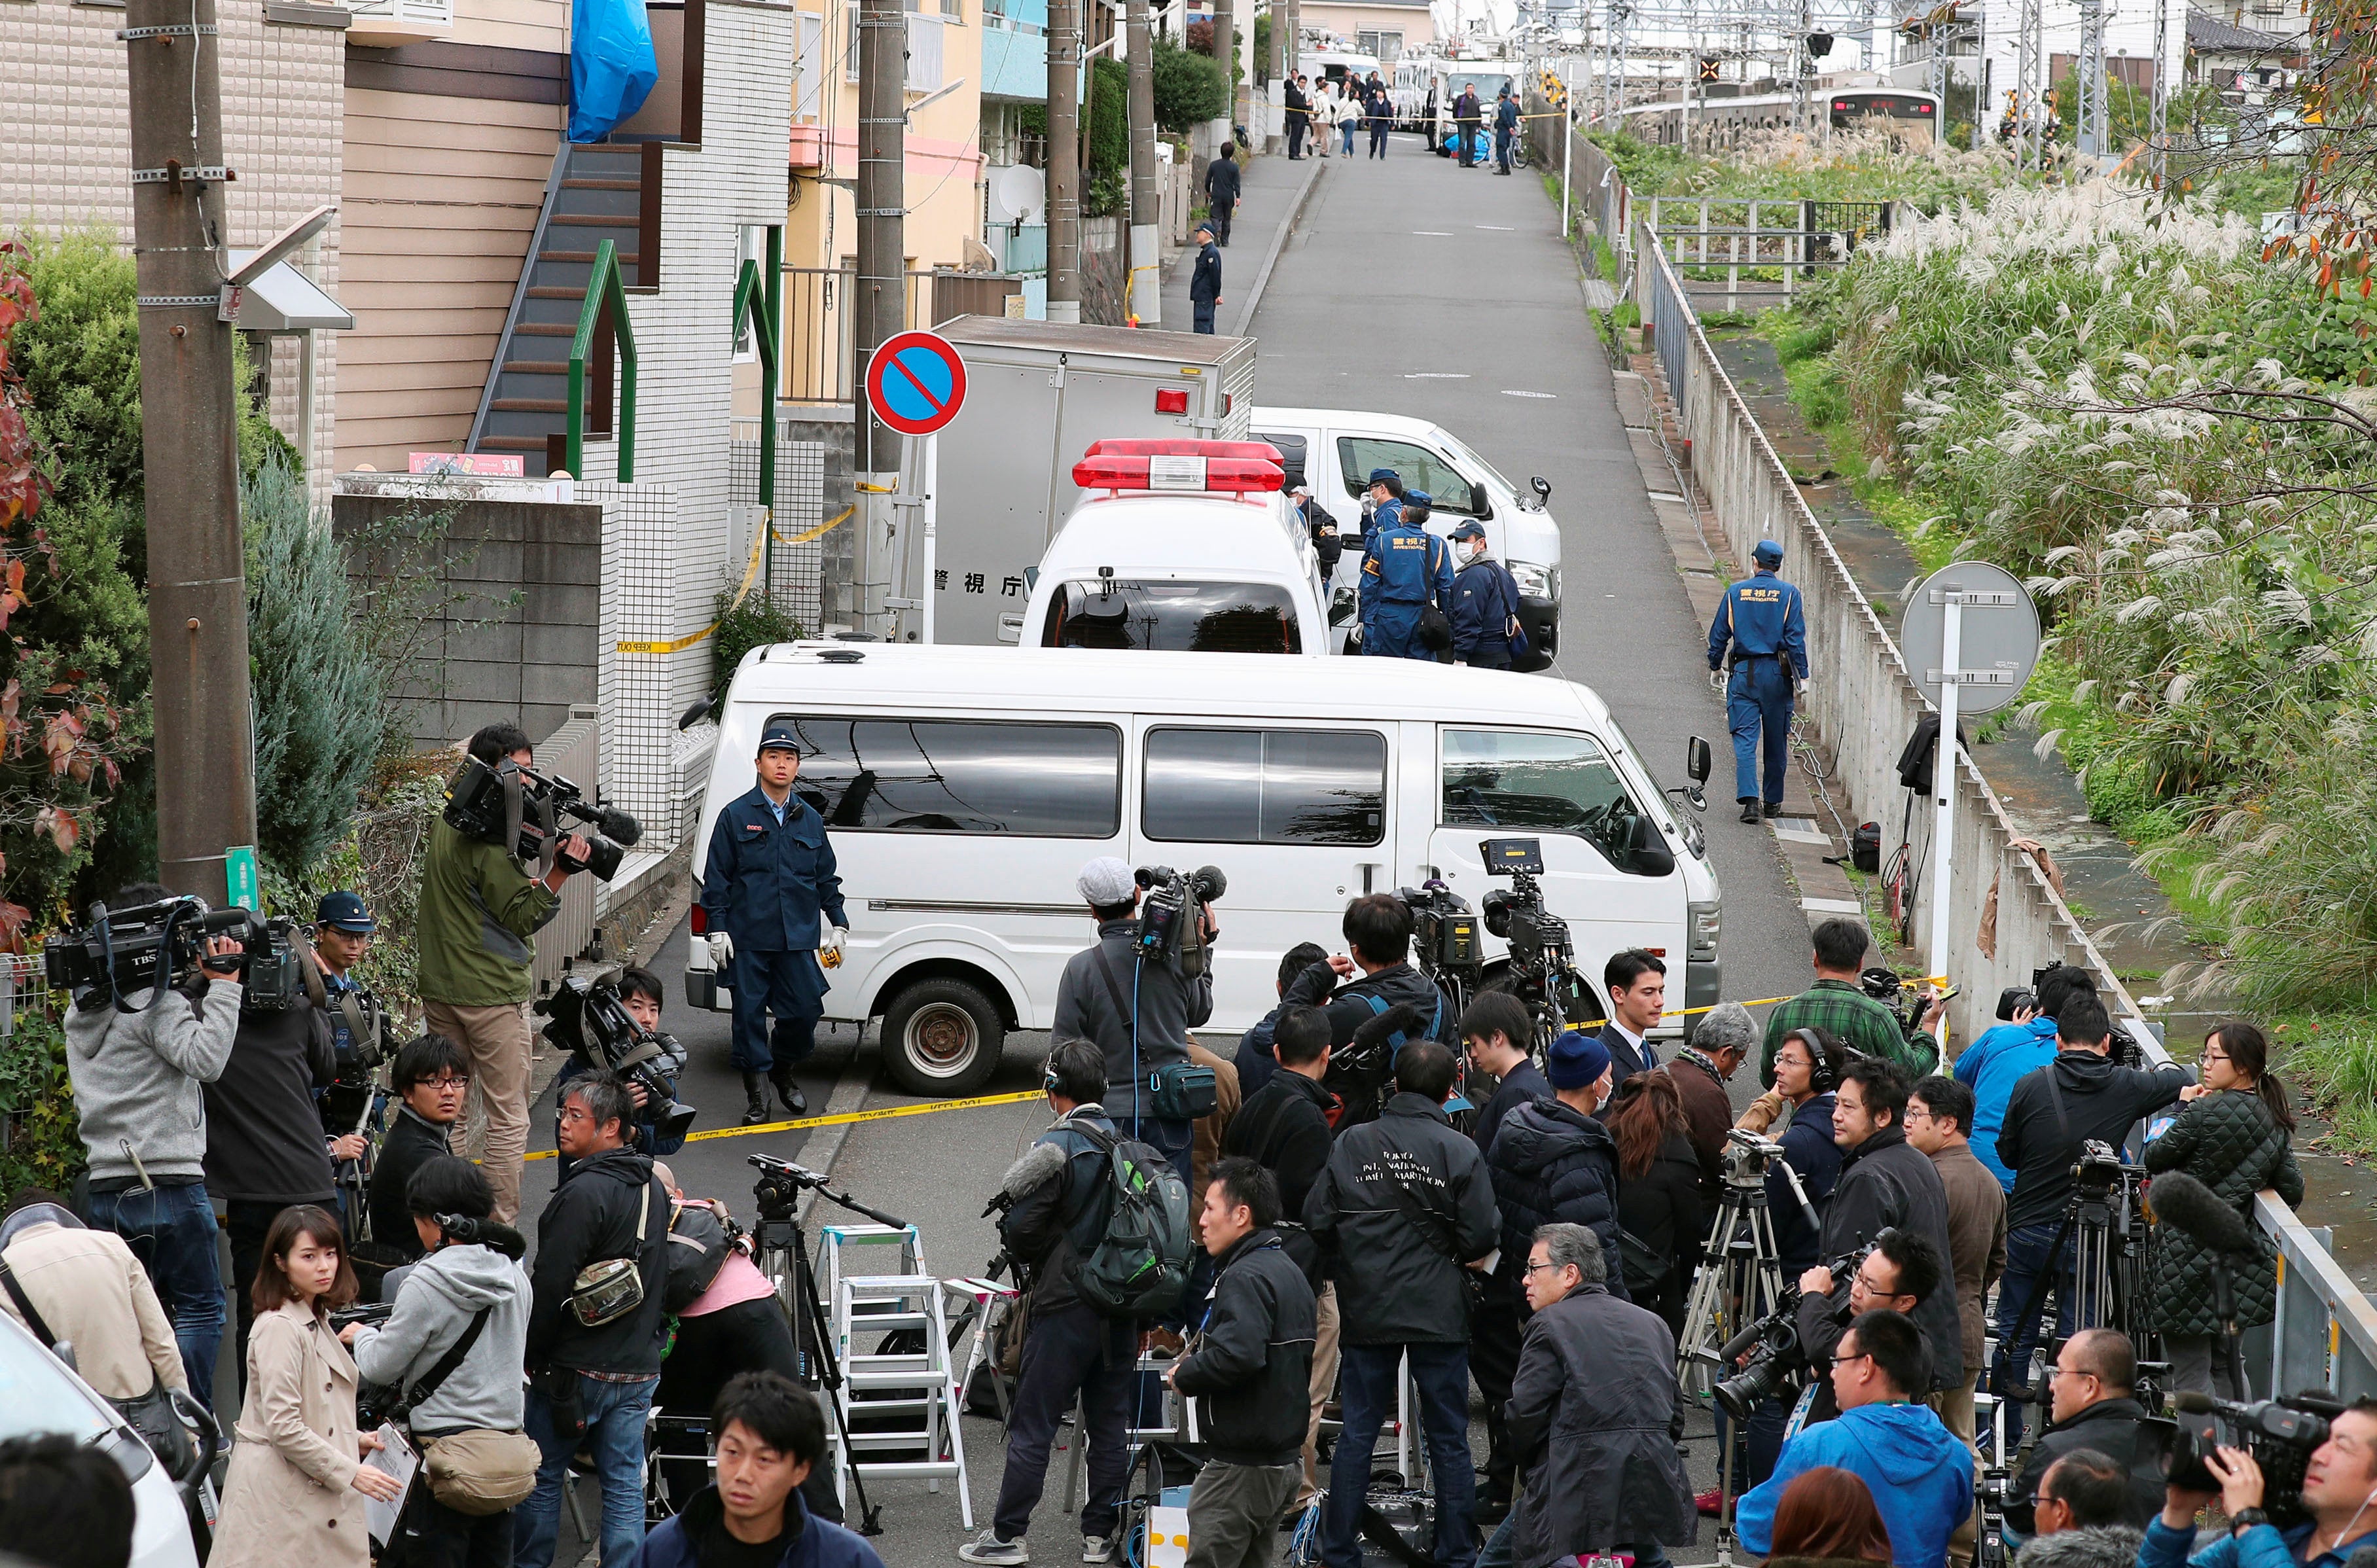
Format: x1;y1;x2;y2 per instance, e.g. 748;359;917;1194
1359;487;1454;660
1189;221;1222;334
701;725;848;1122
1448;519;1524;669
1707;537;1810;823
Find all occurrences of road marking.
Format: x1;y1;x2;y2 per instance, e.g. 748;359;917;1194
1412;230;1454;236
1800;897;1865;914
1476;224;1515;230
1501;389;1558;399
1404;372;1471;379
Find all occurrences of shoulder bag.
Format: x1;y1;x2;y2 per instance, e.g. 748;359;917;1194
396;1305;541;1515
1092;946;1217;1122
1;1258;196;1479
569;1180;659;1327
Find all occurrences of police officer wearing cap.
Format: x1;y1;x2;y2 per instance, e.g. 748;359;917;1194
312;891;387;1228
1190;221;1222;334
1359;484;1454;662
1449;519;1526;669
1360;468;1404;544
702;725;848;1124
1708;538;1809;824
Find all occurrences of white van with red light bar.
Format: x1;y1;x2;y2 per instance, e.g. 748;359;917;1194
680;643;1723;1094
1015;438;1344;654
1252;406;1564;668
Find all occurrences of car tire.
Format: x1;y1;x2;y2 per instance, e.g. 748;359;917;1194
879;976;1005;1096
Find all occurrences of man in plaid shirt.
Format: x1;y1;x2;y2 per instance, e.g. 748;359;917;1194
1760;918;1945;1086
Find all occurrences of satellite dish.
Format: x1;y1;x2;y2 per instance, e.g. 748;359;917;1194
990;164;1046;225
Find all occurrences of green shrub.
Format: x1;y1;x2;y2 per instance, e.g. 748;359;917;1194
1153;35;1228;130
1089;56;1128;175
0;1014;82;1195
711;589;806;711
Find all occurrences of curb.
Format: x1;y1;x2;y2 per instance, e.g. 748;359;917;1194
1230;153;1329;338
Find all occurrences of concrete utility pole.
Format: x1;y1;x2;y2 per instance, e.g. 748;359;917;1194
2073;0;2107;158
1214;0;1236;128
1127;0;1160;325
124;0;257;904
855;0;905;629
1047;0;1082;322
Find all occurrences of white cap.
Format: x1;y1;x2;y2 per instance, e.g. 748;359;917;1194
1077;857;1137;906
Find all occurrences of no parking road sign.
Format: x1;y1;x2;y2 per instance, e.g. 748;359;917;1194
865;330;968;437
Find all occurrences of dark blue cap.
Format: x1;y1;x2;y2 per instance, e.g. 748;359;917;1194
1368;468;1399;486
759;725;801;755
315;891;375;932
1753;539;1785;565
1404;490;1433;510
1449;519;1486;541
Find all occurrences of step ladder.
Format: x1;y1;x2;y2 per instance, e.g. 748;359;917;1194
819;1223;973;1525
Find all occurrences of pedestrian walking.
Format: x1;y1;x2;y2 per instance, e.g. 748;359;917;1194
1367;81;1392;157
1454;84;1483;166
1707;538;1810;823
1203;146;1240;245
1449;519;1526;669
1493;86;1520;173
701;724;848;1123
1190;222;1223;335
1357;484;1454;660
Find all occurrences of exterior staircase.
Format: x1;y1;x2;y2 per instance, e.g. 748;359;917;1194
468;143;652;464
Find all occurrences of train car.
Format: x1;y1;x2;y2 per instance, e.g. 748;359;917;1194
1616;86;1941;150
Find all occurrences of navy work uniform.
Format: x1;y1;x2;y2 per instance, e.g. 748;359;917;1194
701;724;848;1115
1448;520;1524;669
1359;490;1455;660
1707;538;1809;822
1190;226;1221;334
1359;466;1403;550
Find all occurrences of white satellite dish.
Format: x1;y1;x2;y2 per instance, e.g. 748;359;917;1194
990;164;1046;225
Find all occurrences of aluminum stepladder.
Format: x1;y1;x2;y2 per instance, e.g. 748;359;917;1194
819;1222;974;1525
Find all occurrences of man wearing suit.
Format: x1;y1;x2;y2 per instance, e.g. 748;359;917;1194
1189;222;1222;334
1285;75;1312;158
1202;145;1242;245
1600;949;1666;1086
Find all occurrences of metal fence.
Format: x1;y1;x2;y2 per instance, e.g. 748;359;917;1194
1642;196;1893;306
1632;219;2377;1402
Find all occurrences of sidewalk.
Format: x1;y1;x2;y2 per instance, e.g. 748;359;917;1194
1158;151;1325;336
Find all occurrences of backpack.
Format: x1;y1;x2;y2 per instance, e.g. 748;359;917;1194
661;1200;734;1313
1071;1126;1194;1321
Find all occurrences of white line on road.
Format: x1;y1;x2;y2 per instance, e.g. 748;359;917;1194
1405;372;1471;378
1501;389;1558;399
1476;224;1515;230
1412;230;1454;236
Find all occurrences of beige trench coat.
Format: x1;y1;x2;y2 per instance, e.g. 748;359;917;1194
209;1300;369;1568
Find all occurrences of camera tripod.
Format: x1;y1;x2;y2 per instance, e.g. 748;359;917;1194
1677;1144;1822;1395
749;1154;910;1537
1998;1162;2154;1410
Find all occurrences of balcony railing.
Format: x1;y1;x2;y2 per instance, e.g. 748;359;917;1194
346;0;453;26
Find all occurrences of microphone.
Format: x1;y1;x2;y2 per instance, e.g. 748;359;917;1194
2172;1390;2219;1414
992;1140;1068;1209
2153;1172;2258;1255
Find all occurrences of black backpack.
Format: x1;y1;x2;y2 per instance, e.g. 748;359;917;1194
1072;1126;1193;1321
661;1200;735;1313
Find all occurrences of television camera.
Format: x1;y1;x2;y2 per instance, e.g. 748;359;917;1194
1132;864;1226;978
2165;1390;2344;1528
1399;880;1483;991
1709;1229;1893;1421
536;972;696;1145
444;754;642;882
43;896;298;1013
1478;838;1590;1051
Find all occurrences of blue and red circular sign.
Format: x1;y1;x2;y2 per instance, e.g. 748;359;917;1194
865;330;969;437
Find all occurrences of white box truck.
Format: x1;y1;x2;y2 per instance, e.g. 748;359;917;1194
894;316;1257;647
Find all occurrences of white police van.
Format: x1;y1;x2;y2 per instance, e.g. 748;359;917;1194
682;644;1721;1093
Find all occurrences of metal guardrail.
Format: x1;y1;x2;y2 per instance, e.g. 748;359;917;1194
566;239;637;482
1631;217;2377;1404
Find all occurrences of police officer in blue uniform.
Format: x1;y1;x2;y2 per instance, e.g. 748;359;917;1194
1707;537;1810;823
1360;467;1404;545
1359;485;1455;660
702;725;848;1123
1190;221;1222;334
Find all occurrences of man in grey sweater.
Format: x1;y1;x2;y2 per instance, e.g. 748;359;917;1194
61;882;246;1411
346;1154;531;1568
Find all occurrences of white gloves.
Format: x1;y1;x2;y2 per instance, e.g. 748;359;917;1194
1707;668;1725;693
706;931;734;966
822;925;848;961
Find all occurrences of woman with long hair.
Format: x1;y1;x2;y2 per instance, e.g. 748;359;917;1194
2145;1019;2304;1399
1601;1070;1706;1336
209;1205;402;1568
1766;1467;1894;1567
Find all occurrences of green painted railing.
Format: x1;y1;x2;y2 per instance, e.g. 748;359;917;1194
730;226;783;580
567;238;637;482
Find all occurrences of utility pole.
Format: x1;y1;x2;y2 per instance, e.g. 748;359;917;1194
854;0;905;627
2014;0;2044;168
125;0;257;904
1127;0;1160;325
2147;0;2170;184
1047;0;1082;323
1214;0;1236;130
2073;0;2106;158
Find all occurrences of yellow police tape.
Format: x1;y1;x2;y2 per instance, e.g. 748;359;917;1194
615;506;858;654
1663;975;1949;1021
517;974;1954;1160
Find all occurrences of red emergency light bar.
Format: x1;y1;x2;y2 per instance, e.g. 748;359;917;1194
1072;438;1286;497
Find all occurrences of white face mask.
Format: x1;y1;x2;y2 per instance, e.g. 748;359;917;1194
1461;541;1486;564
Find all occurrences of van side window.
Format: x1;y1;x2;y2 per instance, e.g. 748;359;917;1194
1441;729;1661;874
1143;728;1385;846
766;716;1121;837
1335;438;1478;516
1255;432;1308;490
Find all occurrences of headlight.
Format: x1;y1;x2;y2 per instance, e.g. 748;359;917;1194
1509;561;1558;601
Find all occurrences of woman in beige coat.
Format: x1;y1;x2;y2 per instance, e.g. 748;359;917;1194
209;1205;404;1568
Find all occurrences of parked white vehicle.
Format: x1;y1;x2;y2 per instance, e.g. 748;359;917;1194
1251;406;1564;666
681;644;1721;1092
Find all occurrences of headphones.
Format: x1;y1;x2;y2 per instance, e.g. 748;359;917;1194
1787;1027;1839;1095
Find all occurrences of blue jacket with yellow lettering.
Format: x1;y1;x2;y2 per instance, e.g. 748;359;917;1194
1359;521;1455;609
1707;567;1808;679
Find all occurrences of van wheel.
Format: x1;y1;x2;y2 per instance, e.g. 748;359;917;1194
880;978;1004;1096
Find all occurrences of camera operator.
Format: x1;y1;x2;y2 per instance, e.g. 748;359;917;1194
311;891;387;1231
1992;993;2189;1448
1738;1310;1973;1568
1793;1228;1944;1427
342;1154;533;1568
1234;942;1328;1101
420;723;592;1226
1672;1001;1756;1193
1049;858;1216;1186
370;1035;473;1268
1823;1058;1967;1400
2144;1020;2304;1403
62;880;246;1410
2141;1400;2377;1568
962;1041;1135;1567
1463;991;1549;1161
1906;1075;2005;1470
517;1073;671;1568
551;967;689;1182
1957;966;2100;1193
1761;919;1944;1087
1277;892;1449;1129
2007;1330;2163;1537
1305;1039;1501;1568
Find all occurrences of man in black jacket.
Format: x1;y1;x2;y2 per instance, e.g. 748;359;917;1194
2007;1330;2164;1535
1166;1158;1315;1567
1221;1006;1338;1512
1202;145;1241;245
516;1073;671;1568
1285;75;1310;157
1820;1058;1967;1397
1305;1041;1500;1568
1992;994;2189;1447
1790;1225;1944;1425
1462;991;1548;1162
368;1032;473;1266
1279;893;1451;1128
963;1041;1135;1567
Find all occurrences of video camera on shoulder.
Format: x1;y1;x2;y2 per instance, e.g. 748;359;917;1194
45;895;274;1013
444;754;642;882
536;971;696;1144
2165;1389;2342;1527
1132;863;1226;978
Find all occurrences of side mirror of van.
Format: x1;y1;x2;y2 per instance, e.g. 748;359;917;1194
1329;586;1359;627
676;698;713;732
1687;736;1713;784
1024;565;1041;592
1530;476;1553;509
1629;813;1676;878
1469;480;1492;519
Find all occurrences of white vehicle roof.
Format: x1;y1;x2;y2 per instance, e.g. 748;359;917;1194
1255;404;1457;444
1040;492;1306;580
